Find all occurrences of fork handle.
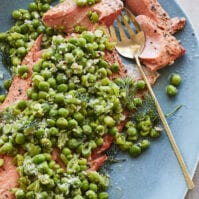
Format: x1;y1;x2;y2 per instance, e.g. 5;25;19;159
135;56;194;190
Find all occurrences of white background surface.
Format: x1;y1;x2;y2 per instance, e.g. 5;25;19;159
178;0;199;34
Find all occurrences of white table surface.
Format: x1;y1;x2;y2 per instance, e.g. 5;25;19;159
177;0;199;198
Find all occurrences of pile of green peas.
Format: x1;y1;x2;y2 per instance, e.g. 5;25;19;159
0;29;128;198
112;114;161;157
0;0;55;69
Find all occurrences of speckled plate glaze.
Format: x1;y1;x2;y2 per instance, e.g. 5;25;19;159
0;1;199;199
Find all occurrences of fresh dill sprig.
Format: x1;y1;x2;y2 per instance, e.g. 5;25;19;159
99;143;126;174
165;105;183;118
115;76;136;106
133;93;160;125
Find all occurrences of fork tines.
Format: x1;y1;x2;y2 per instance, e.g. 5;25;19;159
109;8;141;42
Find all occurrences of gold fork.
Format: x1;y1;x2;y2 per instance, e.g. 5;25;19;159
109;7;194;189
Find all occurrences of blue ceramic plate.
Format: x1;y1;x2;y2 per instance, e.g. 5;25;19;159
0;1;199;199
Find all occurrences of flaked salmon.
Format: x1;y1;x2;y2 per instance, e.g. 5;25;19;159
137;15;185;71
42;0;123;32
126;0;186;34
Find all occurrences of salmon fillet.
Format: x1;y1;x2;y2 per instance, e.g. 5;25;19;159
0;36;42;199
137;15;185;71
42;0;123;32
126;0;186;34
0;30;159;197
0;35;43;112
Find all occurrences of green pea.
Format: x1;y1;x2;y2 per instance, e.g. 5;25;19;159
133;97;142;106
0;32;7;41
0;95;6;103
49;109;58;117
15;39;25;47
55;93;65;104
166;84;177;96
15;133;25;145
15;189;25;199
74;112;84;123
104;116;115;127
4;79;11;90
109;127;118;136
12;10;22;20
89;11;99;23
58;108;69;117
64;53;74;63
56;117;68;129
17;100;27;110
140;139;150;150
82;125;92;135
17;65;28;77
17;47;27;57
89;183;98;192
68;119;78;128
127;127;137;136
38;81;50;91
87;0;96;5
47;77;56;88
11;56;21;66
42;3;50;12
42;49;53;59
0;158;4;167
0;142;14;154
150;128;161;138
136;80;146;90
56;73;67;84
170;73;182;86
26;191;34;199
38;91;48;100
111;62;120;72
47;119;55;127
99;192;109;199
76;0;87;6
129;145;141;157
41;70;52;80
96;137;103;146
37;25;46;34
68;138;80;149
40;138;52;150
49;127;59;136
33;154;46;164
82;31;95;43
62;147;72;156
126;102;136;111
32;63;41;73
85;190;97;199
57;84;68;92
29;2;38;11
37;161;49;173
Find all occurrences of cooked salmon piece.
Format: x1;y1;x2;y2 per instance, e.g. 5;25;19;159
0;155;19;199
126;0;186;34
42;0;123;32
0;35;43;112
0;36;42;199
136;15;185;71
